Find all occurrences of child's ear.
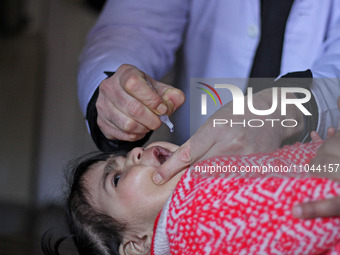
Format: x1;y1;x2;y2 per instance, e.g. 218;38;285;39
119;234;152;255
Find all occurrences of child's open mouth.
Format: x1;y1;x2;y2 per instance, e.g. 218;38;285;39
153;146;173;165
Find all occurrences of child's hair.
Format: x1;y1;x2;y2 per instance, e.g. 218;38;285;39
41;151;127;255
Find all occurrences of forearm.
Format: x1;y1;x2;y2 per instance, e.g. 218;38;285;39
309;77;340;139
246;87;305;143
308;6;340;138
78;0;189;116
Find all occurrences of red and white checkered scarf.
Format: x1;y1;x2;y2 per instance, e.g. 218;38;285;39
151;142;340;254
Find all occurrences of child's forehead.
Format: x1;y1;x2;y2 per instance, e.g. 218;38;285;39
92;154;126;174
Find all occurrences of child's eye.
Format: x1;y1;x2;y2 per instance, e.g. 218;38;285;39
113;174;120;187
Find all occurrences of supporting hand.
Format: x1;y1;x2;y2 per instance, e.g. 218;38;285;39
153;88;304;184
292;97;340;219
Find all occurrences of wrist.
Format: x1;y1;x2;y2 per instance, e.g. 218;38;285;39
251;88;304;143
282;93;304;141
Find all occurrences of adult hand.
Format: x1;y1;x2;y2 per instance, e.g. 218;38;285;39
291;130;340;218
96;64;185;141
153;88;305;184
292;108;340;218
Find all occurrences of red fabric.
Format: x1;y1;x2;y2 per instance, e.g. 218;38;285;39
153;142;340;254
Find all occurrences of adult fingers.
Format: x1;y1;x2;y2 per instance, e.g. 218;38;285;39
119;65;169;115
97;106;150;141
310;131;322;143
153;123;216;184
152;140;191;184
327;127;336;138
154;81;186;115
292;196;340;219
97;66;167;139
97;81;158;139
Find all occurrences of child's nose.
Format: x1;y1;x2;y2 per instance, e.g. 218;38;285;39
129;147;144;164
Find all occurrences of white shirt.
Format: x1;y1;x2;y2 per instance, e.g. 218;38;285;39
78;0;340;144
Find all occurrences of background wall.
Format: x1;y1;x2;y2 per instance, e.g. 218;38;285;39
0;0;97;207
0;1;172;253
34;0;171;207
0;0;95;254
35;0;98;206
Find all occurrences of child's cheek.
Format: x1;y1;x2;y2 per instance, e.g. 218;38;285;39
120;166;154;200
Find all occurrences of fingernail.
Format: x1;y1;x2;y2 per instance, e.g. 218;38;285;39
157;103;167;115
166;100;174;114
292;205;302;218
153;173;163;184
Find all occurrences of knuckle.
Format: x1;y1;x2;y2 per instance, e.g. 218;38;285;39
105;132;117;140
121;118;137;132
146;95;162;109
95;99;106;112
96;117;105;130
301;203;317;219
175;90;186;108
127;133;139;141
95;101;102;112
178;145;191;163
235;130;247;141
123;132;145;142
227;131;247;150
124;75;140;93
119;64;136;73
106;111;119;125
126;100;144;117
99;78;113;93
98;123;116;140
159;165;171;178
166;88;185;109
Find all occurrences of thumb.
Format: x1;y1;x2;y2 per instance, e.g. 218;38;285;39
153;129;214;184
152;141;191;185
292;196;340;219
155;83;185;115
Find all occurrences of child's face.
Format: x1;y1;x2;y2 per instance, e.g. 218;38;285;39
84;141;184;230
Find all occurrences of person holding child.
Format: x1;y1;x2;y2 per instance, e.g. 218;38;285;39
42;129;340;255
43;94;340;254
78;0;340;221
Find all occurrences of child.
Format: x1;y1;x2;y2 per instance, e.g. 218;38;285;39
42;140;340;255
